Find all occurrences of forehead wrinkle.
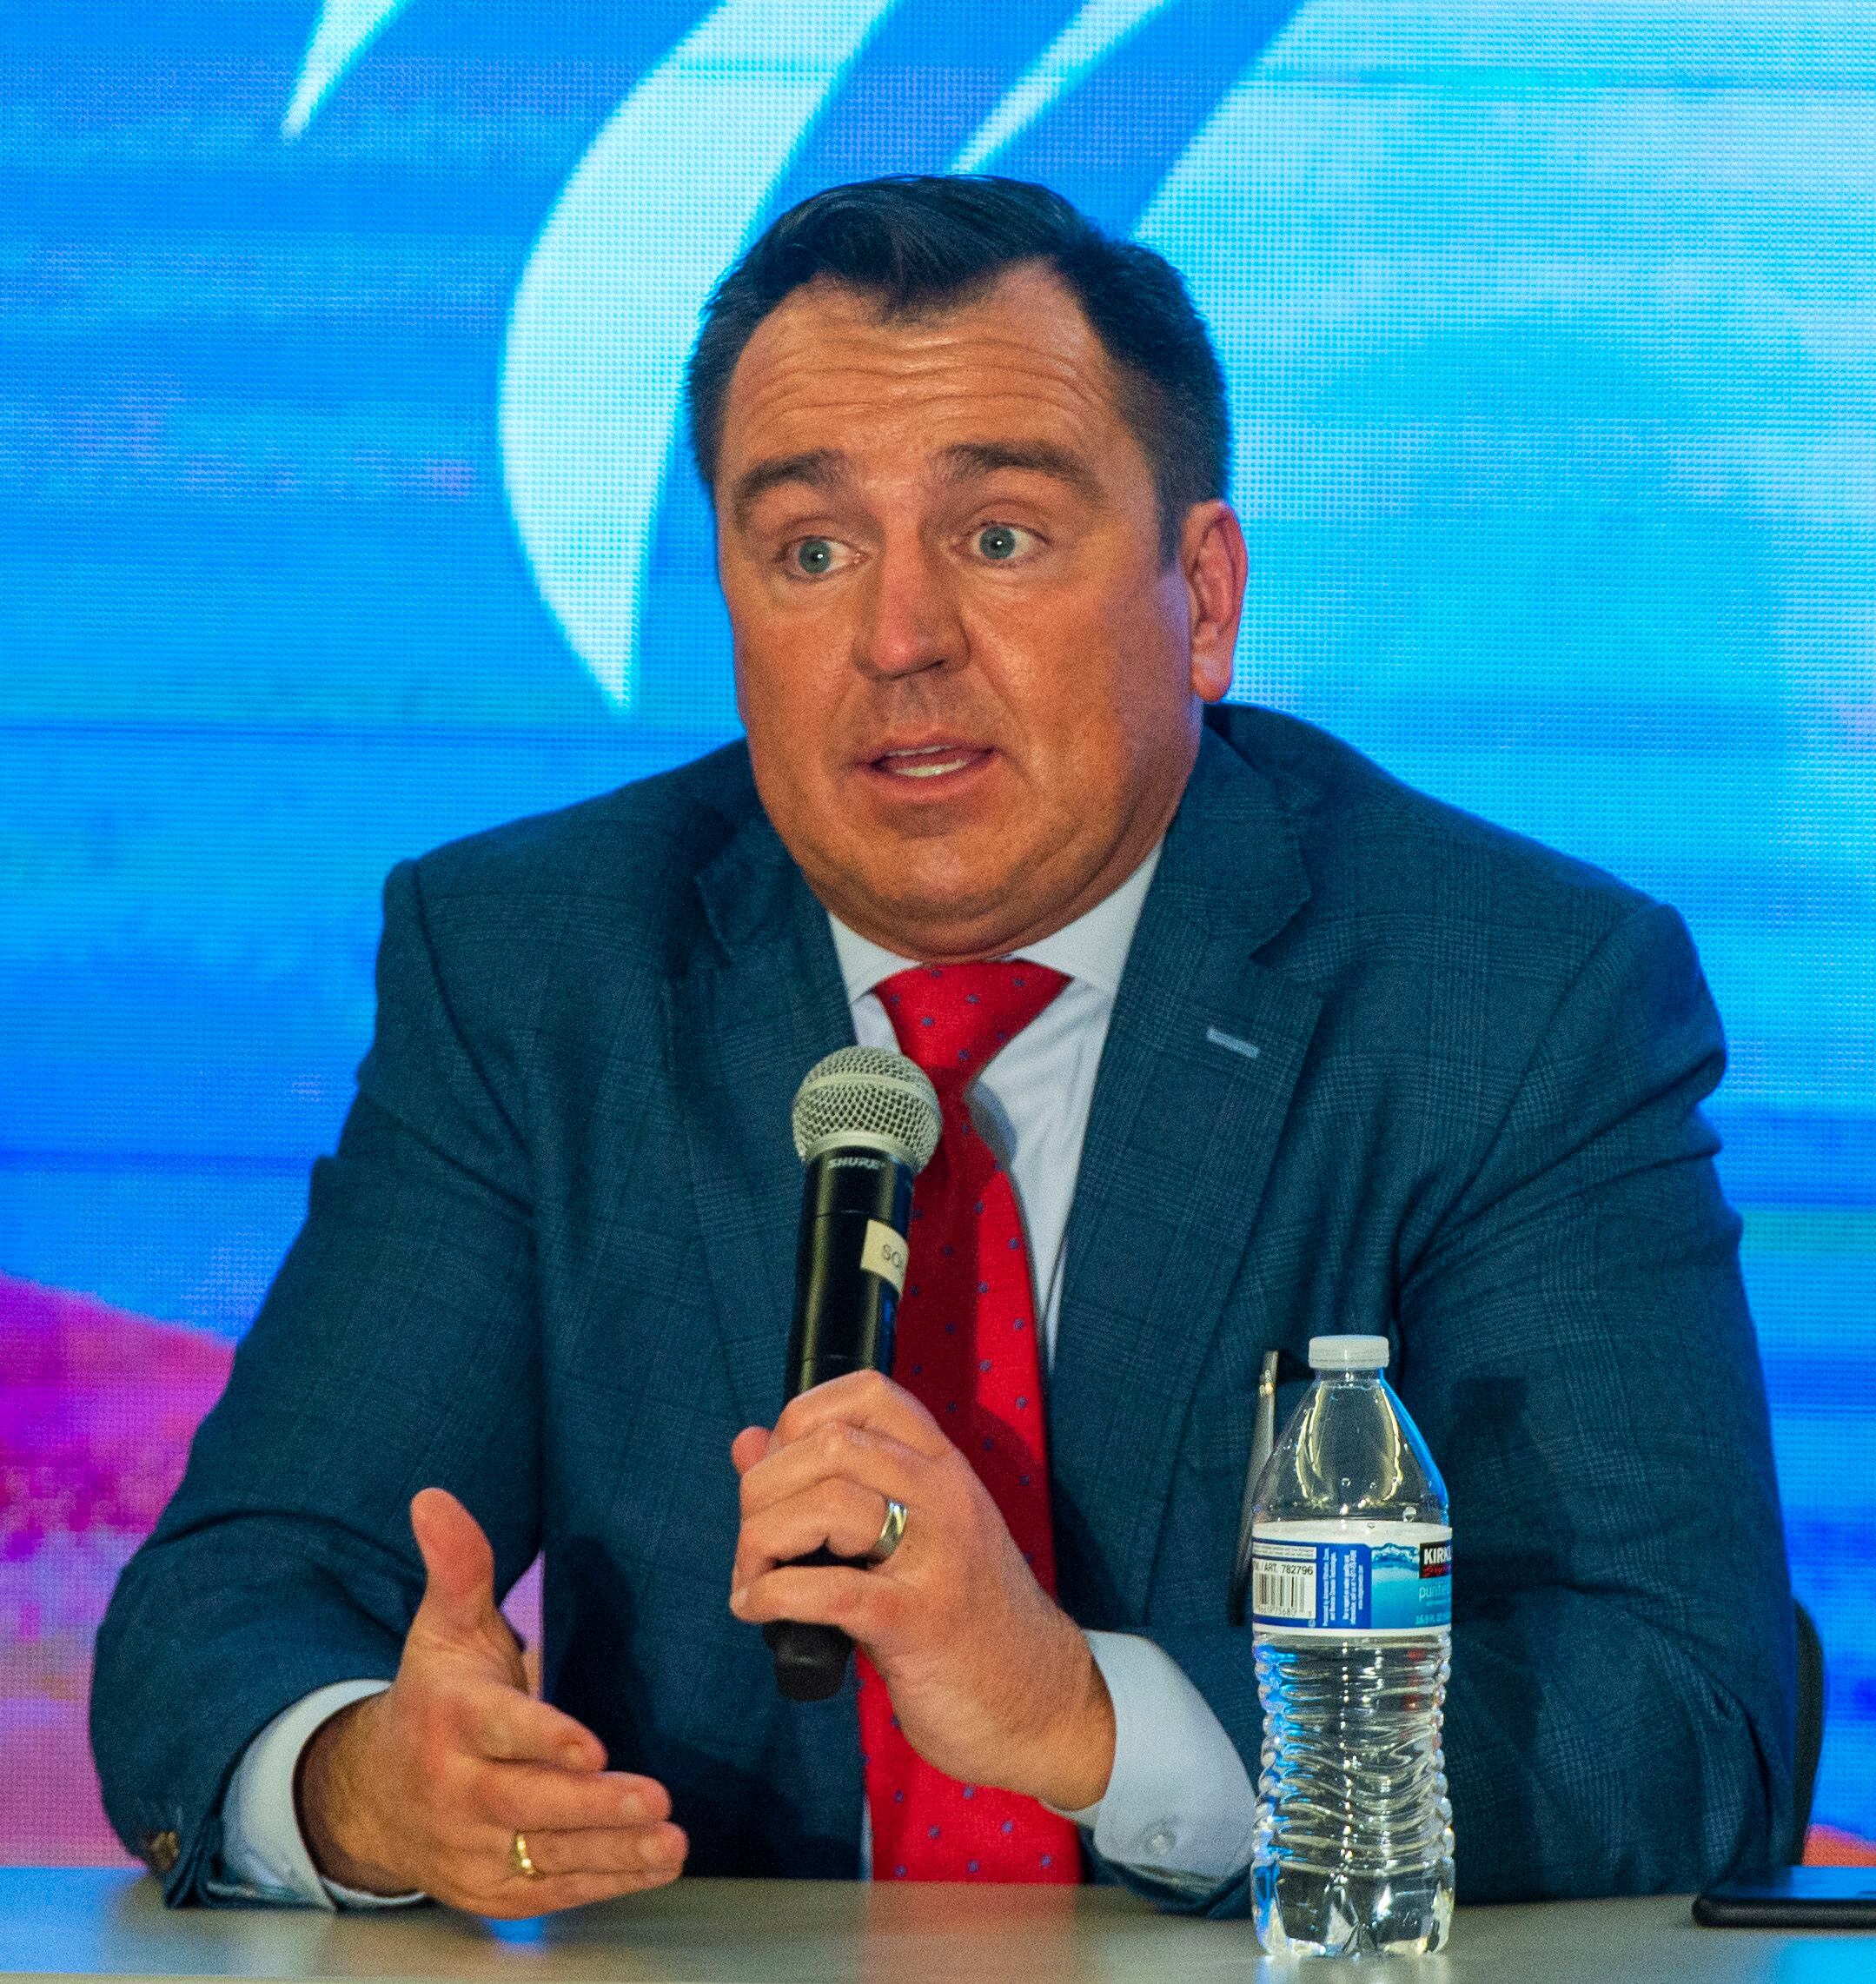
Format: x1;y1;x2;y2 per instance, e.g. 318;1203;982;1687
728;365;1121;482
729;308;1117;428
750;333;1104;401
752;280;1099;368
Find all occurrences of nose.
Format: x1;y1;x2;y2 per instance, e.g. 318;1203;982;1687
852;538;964;680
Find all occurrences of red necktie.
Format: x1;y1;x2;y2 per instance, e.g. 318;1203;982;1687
858;961;1082;1883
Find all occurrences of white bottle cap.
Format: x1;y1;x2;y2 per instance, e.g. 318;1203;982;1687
1309;1334;1390;1372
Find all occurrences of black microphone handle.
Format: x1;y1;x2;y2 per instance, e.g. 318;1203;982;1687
766;1146;912;1703
763;1559;859;1703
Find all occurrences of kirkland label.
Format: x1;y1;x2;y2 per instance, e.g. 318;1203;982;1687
1250;1521;1452;1635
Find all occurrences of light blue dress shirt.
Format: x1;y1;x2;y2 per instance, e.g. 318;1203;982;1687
220;843;1255;1904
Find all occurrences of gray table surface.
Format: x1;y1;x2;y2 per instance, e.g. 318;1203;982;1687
0;1870;1869;1983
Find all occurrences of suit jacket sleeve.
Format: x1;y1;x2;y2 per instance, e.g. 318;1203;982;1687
1126;899;1795;1913
90;858;545;1904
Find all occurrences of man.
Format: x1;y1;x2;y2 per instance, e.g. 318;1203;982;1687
92;176;1794;1918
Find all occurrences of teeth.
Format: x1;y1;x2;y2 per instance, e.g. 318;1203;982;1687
881;747;976;779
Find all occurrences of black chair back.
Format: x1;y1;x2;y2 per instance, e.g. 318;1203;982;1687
1789;1599;1826;1863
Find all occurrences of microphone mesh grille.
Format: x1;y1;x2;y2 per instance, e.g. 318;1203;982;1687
791;1046;942;1173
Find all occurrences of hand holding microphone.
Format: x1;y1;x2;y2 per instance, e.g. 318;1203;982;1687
755;1046;941;1702
730;1045;1115;1810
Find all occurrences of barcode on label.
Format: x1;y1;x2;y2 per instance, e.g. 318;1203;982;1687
1253;1556;1317;1623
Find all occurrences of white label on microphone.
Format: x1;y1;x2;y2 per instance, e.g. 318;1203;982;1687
860;1219;908;1293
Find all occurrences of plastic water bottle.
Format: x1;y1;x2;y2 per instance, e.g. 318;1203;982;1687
1247;1335;1455;1956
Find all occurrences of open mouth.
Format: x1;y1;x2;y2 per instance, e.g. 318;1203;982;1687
868;742;991;781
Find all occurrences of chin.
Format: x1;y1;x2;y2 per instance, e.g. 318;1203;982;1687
856;859;1044;954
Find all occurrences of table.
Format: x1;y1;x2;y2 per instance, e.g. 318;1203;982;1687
0;1870;1869;1983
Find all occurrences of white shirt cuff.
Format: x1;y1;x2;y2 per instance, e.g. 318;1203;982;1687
1053;1631;1256;1885
219;1679;425;1908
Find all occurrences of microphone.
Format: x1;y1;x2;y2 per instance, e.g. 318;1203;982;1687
765;1045;942;1702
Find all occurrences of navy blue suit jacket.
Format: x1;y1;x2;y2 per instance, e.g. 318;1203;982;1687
93;705;1794;1909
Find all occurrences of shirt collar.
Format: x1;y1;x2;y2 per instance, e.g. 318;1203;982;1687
826;843;1162;1008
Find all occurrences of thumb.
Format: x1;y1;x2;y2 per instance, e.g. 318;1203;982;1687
731;1425;772;1476
408;1487;502;1648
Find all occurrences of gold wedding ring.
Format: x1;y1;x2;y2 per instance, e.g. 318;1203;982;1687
510;1829;541;1880
866;1496;909;1565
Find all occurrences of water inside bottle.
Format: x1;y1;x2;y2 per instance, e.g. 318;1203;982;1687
1253;1633;1454;1955
1250;1352;1454;1956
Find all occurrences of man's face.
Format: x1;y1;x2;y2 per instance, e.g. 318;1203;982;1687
714;262;1243;959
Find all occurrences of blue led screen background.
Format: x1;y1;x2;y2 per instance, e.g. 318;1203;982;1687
2;0;1872;1863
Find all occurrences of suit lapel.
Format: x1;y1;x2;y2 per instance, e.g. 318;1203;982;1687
1049;730;1322;1622
666;803;855;1436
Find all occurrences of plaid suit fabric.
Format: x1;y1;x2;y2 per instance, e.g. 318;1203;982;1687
93;706;1793;1913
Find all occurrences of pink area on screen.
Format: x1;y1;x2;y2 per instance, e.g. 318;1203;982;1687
0;1274;232;1865
1806;1824;1876;1867
0;1272;545;1865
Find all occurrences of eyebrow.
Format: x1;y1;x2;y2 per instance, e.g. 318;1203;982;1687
727;436;1104;532
931;440;1103;500
730;449;850;530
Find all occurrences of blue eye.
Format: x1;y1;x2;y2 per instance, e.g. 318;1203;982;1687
978;524;1021;561
793;538;835;575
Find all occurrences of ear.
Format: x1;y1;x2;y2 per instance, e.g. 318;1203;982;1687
1179;500;1247;703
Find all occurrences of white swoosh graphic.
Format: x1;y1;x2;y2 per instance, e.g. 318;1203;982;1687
500;0;902;710
951;0;1176;171
282;0;411;138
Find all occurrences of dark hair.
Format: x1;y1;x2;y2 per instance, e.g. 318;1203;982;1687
686;176;1230;561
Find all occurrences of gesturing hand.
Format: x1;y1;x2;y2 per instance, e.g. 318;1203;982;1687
295;1488;686;1916
728;1371;1115;1812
